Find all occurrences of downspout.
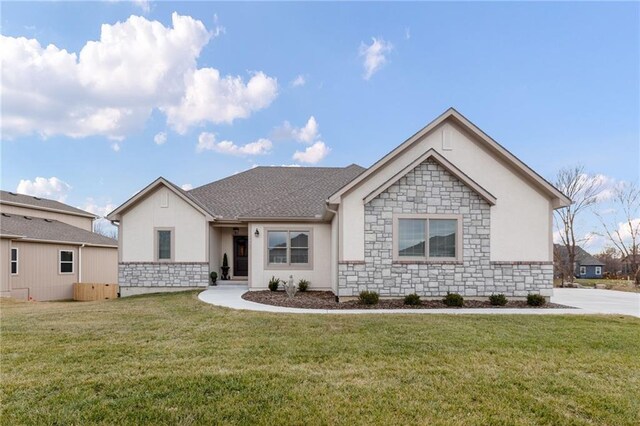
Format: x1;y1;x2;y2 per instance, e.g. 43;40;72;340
79;244;85;283
325;204;340;302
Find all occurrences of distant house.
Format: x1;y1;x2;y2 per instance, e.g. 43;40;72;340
554;244;604;279
107;108;570;300
0;191;118;301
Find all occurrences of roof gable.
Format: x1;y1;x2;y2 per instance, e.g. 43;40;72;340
363;149;496;205
328;108;571;208
107;177;213;221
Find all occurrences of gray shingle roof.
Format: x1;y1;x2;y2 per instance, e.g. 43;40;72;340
554;244;605;266
0;213;117;246
188;164;365;219
0;190;96;218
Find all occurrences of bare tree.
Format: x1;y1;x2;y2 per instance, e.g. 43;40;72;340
596;183;640;286
93;220;118;239
594;247;623;277
554;165;603;285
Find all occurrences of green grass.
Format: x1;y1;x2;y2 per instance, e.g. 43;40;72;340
575;278;639;293
2;292;639;425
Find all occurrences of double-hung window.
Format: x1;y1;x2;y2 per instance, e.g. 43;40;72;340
267;230;310;268
394;215;461;261
10;248;18;275
595;266;602;276
59;250;74;274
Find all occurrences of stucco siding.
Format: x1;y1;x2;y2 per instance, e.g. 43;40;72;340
81;246;118;284
249;222;332;290
120;186;207;262
0;204;93;231
340;122;554;262
337;158;553;298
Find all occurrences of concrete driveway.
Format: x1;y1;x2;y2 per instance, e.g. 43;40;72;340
199;285;640;317
552;288;640;317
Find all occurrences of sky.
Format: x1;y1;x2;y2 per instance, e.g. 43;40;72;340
1;1;638;251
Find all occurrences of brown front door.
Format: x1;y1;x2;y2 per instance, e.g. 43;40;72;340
233;236;248;277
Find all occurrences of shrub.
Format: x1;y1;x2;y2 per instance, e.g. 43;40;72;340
443;292;464;307
298;279;310;292
268;276;280;292
359;291;379;305
489;293;507;306
209;271;218;285
404;293;421;306
527;293;546;306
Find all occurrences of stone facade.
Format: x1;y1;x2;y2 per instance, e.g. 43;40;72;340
118;262;209;291
337;158;553;299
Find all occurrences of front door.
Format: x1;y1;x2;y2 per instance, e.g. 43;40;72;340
233;236;248;277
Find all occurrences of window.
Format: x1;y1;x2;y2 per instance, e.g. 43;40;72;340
10;248;18;275
59;250;73;274
395;215;460;261
266;230;311;268
157;230;172;261
579;266;586;276
595;266;602;276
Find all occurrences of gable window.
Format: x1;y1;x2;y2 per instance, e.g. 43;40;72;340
266;229;311;268
10;248;18;275
595;266;602;275
156;229;173;261
59;250;74;274
394;215;461;261
579;266;586;276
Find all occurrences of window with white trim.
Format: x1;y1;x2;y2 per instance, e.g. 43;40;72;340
595;266;602;275
395;215;460;260
579;266;586;276
60;250;74;274
10;248;18;275
267;230;310;266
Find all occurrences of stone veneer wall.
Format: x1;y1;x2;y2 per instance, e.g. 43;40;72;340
337;158;553;299
119;262;209;290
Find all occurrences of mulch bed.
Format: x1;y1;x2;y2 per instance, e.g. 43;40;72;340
242;291;573;310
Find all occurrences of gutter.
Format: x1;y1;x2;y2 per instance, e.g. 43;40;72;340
79;244;85;282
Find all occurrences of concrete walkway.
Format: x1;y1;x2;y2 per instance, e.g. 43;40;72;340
198;285;640;316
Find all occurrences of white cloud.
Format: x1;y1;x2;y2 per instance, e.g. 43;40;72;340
359;37;393;80
212;13;226;37
291;75;306;87
154;132;167;145
81;198;118;237
1;13;277;140
132;0;150;13
181;183;193;191
405;27;411;40
292;141;330;164
111;142;121;152
197;132;272;156
16;177;71;202
274;116;319;144
163;69;278;133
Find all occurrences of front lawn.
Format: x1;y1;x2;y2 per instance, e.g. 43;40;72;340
1;292;639;425
575;278;639;293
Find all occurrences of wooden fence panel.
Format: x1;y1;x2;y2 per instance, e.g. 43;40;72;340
73;283;119;301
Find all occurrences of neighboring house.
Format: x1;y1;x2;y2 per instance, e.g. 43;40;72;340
0;191;118;301
107;108;570;299
554;244;605;279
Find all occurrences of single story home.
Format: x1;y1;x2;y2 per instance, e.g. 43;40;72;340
107;108;571;299
554;244;605;279
0;191;118;300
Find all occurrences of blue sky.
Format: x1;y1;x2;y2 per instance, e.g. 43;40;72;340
1;1;638;250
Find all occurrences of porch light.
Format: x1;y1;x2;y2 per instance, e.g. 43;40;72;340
254;228;260;237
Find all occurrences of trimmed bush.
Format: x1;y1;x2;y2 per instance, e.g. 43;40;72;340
404;293;421;306
298;279;310;292
268;276;280;292
443;292;464;307
527;293;546;306
359;291;379;305
489;293;507;306
209;271;218;285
